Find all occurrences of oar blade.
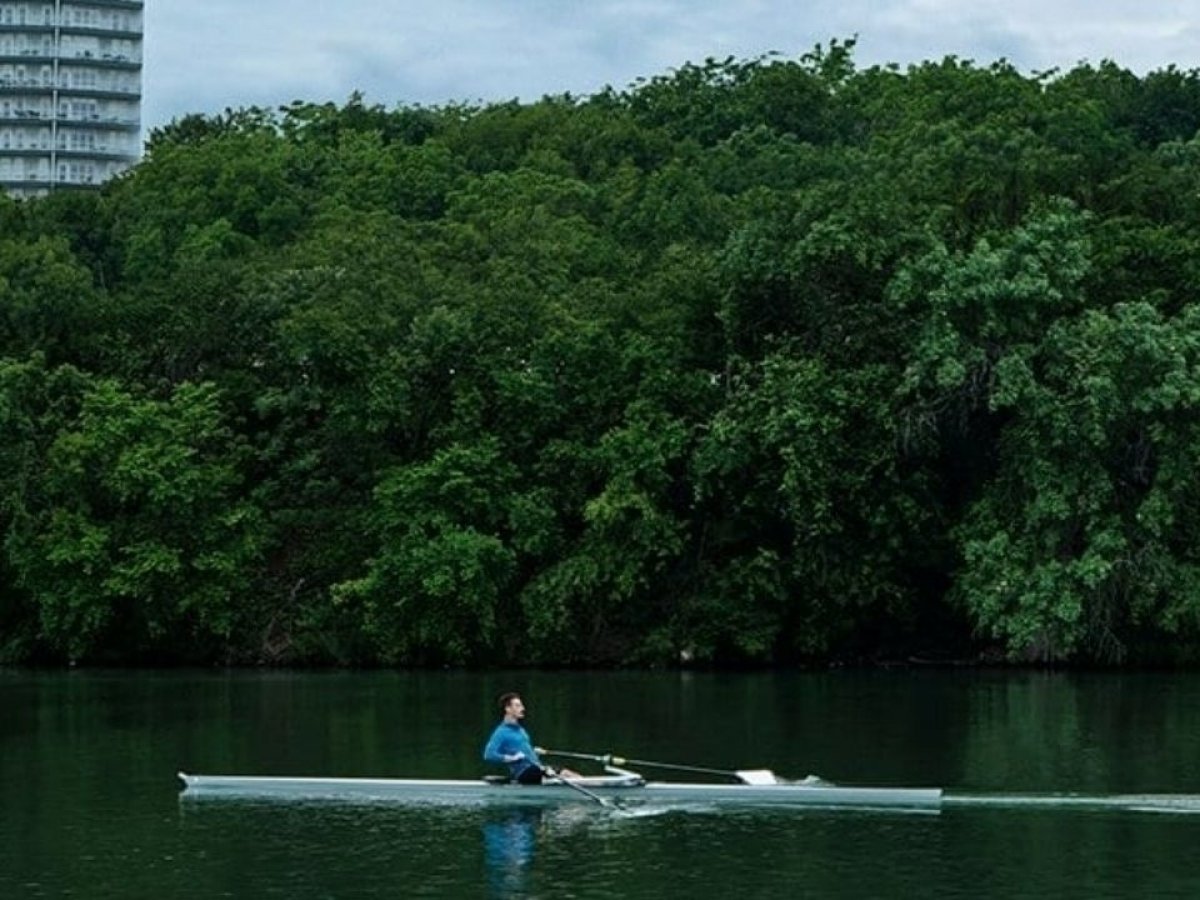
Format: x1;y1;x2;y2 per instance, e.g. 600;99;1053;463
735;769;779;785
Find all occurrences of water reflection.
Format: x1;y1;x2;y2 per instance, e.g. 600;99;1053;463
7;671;1200;900
482;805;598;899
483;808;540;899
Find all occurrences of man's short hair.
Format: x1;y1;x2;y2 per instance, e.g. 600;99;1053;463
498;692;521;712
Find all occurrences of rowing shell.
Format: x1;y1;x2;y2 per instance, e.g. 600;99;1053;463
177;771;943;811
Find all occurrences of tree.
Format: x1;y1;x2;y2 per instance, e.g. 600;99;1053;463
6;377;265;662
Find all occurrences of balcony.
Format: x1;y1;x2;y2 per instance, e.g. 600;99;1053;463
57;85;141;101
62;1;143;9
55;128;138;149
0;82;55;95
60;51;142;70
0;112;52;124
2;17;143;39
54;147;137;162
57;26;142;41
54;115;140;131
0;25;55;36
1;82;143;101
0;55;142;70
0;74;52;90
0;51;56;64
0;179;54;193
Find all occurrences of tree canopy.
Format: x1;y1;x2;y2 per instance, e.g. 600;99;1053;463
4;43;1200;666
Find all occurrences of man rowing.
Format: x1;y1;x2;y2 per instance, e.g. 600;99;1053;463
483;692;579;784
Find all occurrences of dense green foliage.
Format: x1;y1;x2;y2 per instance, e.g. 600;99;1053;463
5;44;1200;666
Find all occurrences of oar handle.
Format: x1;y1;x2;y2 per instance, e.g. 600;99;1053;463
540;748;628;766
540;749;750;781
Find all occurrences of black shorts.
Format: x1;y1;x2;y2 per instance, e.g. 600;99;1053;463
516;766;545;785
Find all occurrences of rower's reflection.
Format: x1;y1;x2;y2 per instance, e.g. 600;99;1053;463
482;806;594;899
483;808;539;898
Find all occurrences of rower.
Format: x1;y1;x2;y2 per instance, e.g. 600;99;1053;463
483;692;580;784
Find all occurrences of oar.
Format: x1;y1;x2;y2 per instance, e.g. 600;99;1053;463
544;766;617;808
539;749;778;785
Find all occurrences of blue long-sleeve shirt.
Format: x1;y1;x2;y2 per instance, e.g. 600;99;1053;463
483;721;542;780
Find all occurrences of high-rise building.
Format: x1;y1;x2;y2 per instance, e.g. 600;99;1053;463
0;0;143;198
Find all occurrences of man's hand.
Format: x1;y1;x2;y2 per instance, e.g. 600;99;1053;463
504;752;525;763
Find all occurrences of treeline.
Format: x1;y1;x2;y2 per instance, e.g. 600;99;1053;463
4;42;1200;666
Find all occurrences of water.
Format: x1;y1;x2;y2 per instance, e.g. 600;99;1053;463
2;669;1199;898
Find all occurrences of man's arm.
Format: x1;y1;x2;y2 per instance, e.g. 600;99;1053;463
483;726;523;764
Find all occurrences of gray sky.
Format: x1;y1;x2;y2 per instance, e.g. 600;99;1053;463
142;1;1200;131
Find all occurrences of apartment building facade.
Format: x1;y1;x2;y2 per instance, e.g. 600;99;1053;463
0;0;142;197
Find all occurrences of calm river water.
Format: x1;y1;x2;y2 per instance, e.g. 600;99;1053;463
2;669;1199;898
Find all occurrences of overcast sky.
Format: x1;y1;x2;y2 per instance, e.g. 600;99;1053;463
141;1;1200;131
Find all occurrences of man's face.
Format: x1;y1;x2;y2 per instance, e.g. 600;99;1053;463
506;697;526;719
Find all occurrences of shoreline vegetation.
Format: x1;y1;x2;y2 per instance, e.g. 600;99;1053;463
4;41;1200;668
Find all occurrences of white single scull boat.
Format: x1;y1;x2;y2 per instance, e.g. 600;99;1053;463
177;769;943;811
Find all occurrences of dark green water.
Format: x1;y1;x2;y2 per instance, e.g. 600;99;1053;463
3;670;1199;898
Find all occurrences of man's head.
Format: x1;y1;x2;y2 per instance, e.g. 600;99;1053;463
498;692;525;721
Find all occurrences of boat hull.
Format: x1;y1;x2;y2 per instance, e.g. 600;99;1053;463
177;773;942;811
